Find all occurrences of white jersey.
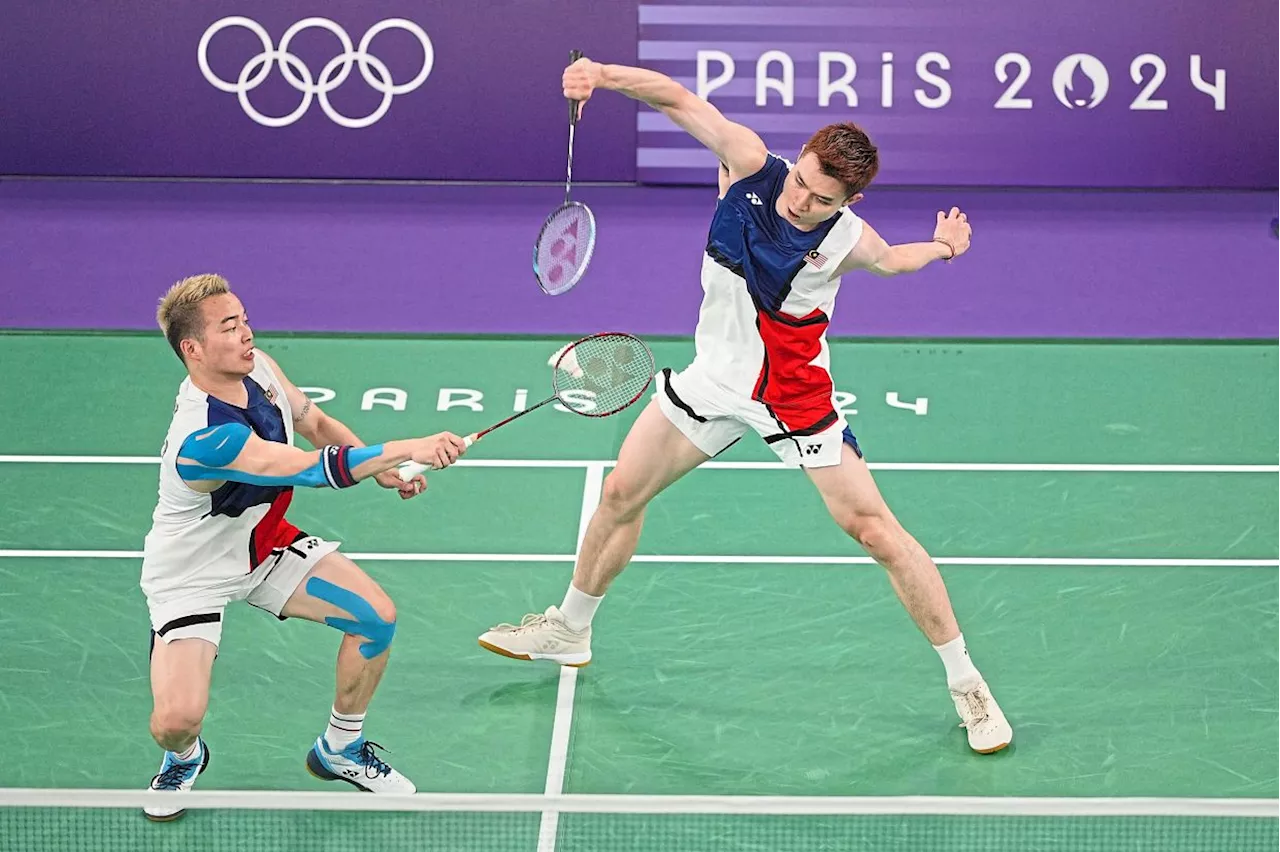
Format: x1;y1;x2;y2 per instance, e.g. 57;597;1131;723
693;153;863;435
141;353;303;603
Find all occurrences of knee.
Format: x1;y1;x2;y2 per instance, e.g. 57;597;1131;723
599;471;649;519
836;511;898;556
307;576;396;657
368;590;396;626
353;590;397;659
150;700;205;748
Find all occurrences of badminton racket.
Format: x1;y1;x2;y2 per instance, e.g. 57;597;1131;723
397;332;654;480
532;49;597;296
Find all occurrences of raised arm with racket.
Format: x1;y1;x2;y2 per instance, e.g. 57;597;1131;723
561;56;769;184
532;49;597;296
397;332;655;481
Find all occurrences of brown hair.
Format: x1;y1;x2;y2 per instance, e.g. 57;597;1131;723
156;274;231;362
803;122;880;196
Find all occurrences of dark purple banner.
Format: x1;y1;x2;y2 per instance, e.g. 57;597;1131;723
0;0;637;181
634;0;1278;187
2;0;1275;187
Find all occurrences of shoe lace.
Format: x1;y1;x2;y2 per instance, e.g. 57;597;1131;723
953;687;991;730
491;612;548;633
151;759;197;791
352;740;393;779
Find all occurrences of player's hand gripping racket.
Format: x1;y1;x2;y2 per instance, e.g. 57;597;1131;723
397;332;654;480
532;49;596;296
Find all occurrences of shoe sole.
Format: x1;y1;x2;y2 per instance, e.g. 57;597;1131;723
143;742;211;822
478;638;591;667
973;740;1011;754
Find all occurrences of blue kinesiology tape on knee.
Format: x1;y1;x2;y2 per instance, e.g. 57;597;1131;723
306;577;396;659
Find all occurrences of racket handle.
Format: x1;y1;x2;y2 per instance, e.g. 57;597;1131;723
568;49;583;125
396;434;475;481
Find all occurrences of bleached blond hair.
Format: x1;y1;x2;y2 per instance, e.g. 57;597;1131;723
156;273;232;361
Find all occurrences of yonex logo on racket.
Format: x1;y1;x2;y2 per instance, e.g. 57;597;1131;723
197;16;434;128
547;218;584;282
534;202;595;295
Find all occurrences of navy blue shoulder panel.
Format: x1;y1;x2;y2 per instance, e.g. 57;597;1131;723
205;377;290;518
704;155;839;313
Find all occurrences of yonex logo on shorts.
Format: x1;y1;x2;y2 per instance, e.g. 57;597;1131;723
803;444;821;456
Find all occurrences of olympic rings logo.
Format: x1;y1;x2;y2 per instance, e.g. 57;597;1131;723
198;16;433;128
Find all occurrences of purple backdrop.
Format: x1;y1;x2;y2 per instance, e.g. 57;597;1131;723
636;0;1278;187
0;0;637;181
1;179;1275;338
1;0;1275;187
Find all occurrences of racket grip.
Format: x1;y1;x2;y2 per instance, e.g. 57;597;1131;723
396;434;475;481
568;49;583;124
396;461;430;481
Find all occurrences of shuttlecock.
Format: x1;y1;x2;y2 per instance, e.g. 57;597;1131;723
550;342;584;378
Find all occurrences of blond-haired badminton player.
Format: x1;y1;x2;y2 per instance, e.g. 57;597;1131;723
141;274;467;819
478;59;1012;754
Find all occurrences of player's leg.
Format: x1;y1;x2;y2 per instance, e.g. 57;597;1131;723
143;608;221;821
247;539;413;792
804;436;961;643
575;397;712;596
802;430;1012;753
277;550;395;718
479;368;745;665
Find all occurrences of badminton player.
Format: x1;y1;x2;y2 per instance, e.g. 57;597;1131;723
478;59;1012;754
141;274;468;819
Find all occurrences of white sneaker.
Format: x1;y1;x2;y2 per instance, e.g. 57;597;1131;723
143;738;210;821
478;606;592;666
950;678;1013;753
305;737;416;793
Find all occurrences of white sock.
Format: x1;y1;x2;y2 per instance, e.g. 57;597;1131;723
324;707;365;751
174;739;201;761
559;584;603;631
933;634;982;688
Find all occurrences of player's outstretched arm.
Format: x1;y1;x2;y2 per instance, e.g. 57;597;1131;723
253;348;442;498
836;208;972;277
175;425;466;490
565;58;767;179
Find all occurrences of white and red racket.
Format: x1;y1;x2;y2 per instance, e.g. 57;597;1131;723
397;332;654;480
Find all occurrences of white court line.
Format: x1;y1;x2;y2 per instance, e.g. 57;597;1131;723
0;454;1275;473
3;550;1275;568
537;462;605;852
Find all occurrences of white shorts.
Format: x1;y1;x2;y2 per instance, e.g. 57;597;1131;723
654;363;862;468
147;535;340;649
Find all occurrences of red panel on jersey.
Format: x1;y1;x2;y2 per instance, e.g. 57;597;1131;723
752;307;835;432
248;489;301;570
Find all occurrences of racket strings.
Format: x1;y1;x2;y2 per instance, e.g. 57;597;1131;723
535;203;595;295
553;333;654;416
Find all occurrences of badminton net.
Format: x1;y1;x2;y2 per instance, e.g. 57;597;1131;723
1;788;1275;852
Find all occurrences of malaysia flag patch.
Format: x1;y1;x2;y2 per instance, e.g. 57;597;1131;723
803;249;828;269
